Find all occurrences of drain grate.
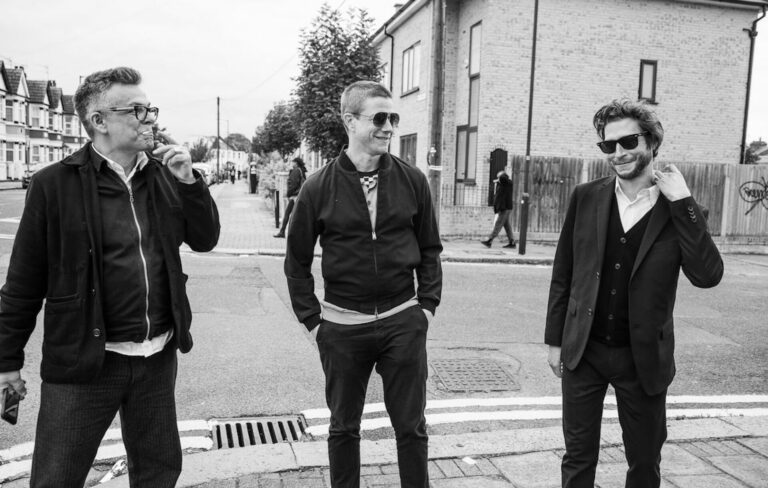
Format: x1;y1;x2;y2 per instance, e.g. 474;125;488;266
210;415;307;449
430;358;519;392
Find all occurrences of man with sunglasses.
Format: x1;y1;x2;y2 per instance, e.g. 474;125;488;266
0;67;220;487
544;99;723;487
284;81;442;487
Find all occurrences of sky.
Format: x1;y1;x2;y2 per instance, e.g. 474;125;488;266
1;0;766;146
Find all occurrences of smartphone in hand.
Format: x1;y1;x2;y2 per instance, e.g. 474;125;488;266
1;387;20;425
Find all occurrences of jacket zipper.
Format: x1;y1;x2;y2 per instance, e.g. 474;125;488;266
127;184;152;341
372;229;378;318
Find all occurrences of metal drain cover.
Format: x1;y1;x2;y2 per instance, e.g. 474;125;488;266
430;358;519;392
210;415;307;449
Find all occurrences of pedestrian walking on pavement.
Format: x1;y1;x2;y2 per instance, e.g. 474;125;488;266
0;67;220;488
545;99;723;488
284;81;442;488
274;156;307;238
480;169;516;248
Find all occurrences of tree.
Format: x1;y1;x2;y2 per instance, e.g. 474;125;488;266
744;139;767;164
256;101;301;160
294;4;382;159
189;138;209;163
224;133;252;153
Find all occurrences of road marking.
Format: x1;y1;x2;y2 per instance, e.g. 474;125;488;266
0;233;15;240
305;407;768;436
0;217;20;223
301;394;768;419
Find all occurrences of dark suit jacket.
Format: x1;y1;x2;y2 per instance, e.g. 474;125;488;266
545;176;723;395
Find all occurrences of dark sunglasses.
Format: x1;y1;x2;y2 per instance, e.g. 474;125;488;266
350;111;400;128
596;132;648;154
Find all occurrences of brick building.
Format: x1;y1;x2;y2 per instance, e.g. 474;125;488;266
373;0;767;215
0;62;86;180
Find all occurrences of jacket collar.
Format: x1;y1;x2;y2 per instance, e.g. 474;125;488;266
61;141;159;172
337;148;392;174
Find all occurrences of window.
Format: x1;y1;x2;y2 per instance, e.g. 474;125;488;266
400;134;417;166
49;147;54;161
0;97;3;121
5;100;12;122
401;42;420;94
65;117;73;134
456;46;481;183
6;145;13;163
639;60;657;103
469;22;482;76
31;107;40;127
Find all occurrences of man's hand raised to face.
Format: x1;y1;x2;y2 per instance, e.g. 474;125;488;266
152;132;196;184
653;163;691;202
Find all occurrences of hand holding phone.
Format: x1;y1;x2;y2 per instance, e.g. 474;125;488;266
1;387;20;425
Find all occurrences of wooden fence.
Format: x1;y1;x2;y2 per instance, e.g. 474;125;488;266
440;156;768;242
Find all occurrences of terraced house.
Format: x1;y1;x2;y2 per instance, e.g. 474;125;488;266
0;62;86;180
372;0;768;240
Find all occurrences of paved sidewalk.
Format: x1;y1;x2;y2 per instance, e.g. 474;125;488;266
95;416;768;487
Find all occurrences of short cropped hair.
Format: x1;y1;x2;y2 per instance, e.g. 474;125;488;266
75;67;142;137
340;81;392;119
593;99;664;157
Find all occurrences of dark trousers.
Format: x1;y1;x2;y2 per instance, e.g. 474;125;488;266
487;209;515;243
279;198;296;234
317;305;429;488
30;345;181;488
561;340;667;488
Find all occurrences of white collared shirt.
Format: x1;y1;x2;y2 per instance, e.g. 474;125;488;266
614;179;660;232
92;146;172;357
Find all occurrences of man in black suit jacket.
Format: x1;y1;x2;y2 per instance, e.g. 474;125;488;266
545;99;723;487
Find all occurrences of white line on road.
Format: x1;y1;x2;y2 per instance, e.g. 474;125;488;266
305;407;768;436
0;233;15;240
0;217;20;223
301;394;768;419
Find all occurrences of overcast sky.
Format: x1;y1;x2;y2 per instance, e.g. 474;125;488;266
1;0;766;146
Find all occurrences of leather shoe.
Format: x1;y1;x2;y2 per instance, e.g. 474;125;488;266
480;239;491;248
503;242;516;248
274;232;285;238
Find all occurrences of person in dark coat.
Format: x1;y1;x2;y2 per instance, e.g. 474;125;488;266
0;67;220;487
274;156;307;238
545;99;723;487
480;170;516;248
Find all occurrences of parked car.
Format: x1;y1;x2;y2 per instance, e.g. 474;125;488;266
21;170;34;189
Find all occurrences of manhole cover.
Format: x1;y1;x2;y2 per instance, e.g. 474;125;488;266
210;415;307;449
430;358;519;392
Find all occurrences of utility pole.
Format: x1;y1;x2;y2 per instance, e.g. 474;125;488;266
519;0;539;255
428;0;445;222
217;96;221;182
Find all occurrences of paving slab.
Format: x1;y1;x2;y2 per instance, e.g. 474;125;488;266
667;418;749;441
430;477;513;487
492;451;562;488
724;417;768;437
708;455;768;487
290;441;329;467
661;443;721;476
429;427;564;459
666;474;749;488
739;437;768;457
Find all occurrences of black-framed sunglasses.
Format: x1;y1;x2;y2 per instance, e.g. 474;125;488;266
596;132;648;154
105;105;160;123
350;111;400;128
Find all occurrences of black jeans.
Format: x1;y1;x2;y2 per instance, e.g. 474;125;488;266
30;344;181;488
317;305;429;488
561;340;667;488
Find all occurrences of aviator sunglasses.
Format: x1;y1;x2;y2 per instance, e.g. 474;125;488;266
349;111;400;128
596;132;648;154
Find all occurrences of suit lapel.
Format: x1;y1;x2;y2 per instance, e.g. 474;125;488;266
595;178;614;263
631;195;671;278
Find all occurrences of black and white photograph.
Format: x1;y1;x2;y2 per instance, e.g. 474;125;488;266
1;1;767;487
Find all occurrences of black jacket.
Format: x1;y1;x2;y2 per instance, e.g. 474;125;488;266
286;166;306;198
0;143;220;383
545;177;723;395
284;151;442;331
493;173;514;213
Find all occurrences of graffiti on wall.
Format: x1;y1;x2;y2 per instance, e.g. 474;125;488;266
739;177;768;215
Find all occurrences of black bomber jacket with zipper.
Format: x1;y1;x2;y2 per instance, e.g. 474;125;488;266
284;151;443;331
